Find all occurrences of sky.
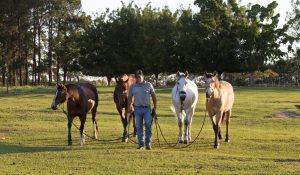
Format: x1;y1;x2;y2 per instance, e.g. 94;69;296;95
81;0;293;27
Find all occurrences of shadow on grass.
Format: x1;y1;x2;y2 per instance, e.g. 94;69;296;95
0;143;66;154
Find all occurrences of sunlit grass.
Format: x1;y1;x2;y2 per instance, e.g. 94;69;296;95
0;86;299;174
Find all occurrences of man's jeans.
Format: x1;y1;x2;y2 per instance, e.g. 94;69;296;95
134;106;152;147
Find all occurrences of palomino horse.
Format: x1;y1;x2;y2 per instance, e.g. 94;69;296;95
205;72;234;149
171;71;198;144
51;83;99;146
114;74;136;142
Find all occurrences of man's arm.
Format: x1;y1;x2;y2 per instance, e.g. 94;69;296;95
151;93;157;112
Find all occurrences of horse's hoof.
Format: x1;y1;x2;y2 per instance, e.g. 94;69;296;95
183;140;188;144
68;141;72;146
225;139;230;143
93;133;98;139
179;140;184;144
214;144;220;149
122;137;128;142
218;136;223;140
79;140;85;146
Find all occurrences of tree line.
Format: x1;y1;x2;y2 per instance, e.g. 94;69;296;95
0;0;299;87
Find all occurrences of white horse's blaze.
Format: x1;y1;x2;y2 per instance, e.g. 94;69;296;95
171;72;198;143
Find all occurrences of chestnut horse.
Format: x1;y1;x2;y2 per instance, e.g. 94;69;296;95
205;72;234;149
114;74;136;142
51;83;99;146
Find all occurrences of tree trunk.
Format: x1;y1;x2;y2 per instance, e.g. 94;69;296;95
32;7;37;85
19;66;22;86
250;72;255;86
25;48;29;85
2;66;5;87
37;15;41;85
155;73;159;87
56;19;61;84
18;16;23;86
8;68;12;86
56;63;60;84
13;69;16;86
63;67;67;84
48;17;53;86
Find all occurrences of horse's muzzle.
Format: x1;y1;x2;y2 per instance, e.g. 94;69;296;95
51;101;58;110
206;92;212;98
179;91;186;101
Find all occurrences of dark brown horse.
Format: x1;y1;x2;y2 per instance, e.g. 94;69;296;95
114;74;136;142
51;83;99;146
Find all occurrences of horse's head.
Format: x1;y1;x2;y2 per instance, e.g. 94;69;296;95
114;77;128;108
204;71;219;98
176;71;189;102
51;83;67;110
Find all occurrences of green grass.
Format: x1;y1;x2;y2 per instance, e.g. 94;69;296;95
0;86;300;174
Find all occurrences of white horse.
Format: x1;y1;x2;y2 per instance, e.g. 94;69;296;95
171;71;198;144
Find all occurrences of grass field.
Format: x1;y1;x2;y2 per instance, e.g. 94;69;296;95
0;86;299;174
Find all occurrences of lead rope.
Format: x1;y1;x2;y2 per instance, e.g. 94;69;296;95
60;103;123;142
154;100;207;149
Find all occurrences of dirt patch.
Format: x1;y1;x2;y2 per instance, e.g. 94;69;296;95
273;112;298;118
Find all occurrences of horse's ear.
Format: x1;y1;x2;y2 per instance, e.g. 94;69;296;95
114;76;119;83
185;71;189;78
176;71;180;77
213;71;217;77
62;84;67;90
204;71;208;78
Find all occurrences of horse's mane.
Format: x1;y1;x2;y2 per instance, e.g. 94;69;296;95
213;76;220;89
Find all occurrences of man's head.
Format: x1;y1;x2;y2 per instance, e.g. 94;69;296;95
135;69;144;84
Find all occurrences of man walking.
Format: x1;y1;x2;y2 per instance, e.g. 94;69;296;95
127;70;157;150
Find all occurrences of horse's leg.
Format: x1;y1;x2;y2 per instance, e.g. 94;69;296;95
67;115;74;146
92;109;98;139
188;107;195;142
176;110;183;143
183;109;191;144
218;112;226;140
225;110;231;143
117;106;127;142
79;115;87;146
214;112;223;149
